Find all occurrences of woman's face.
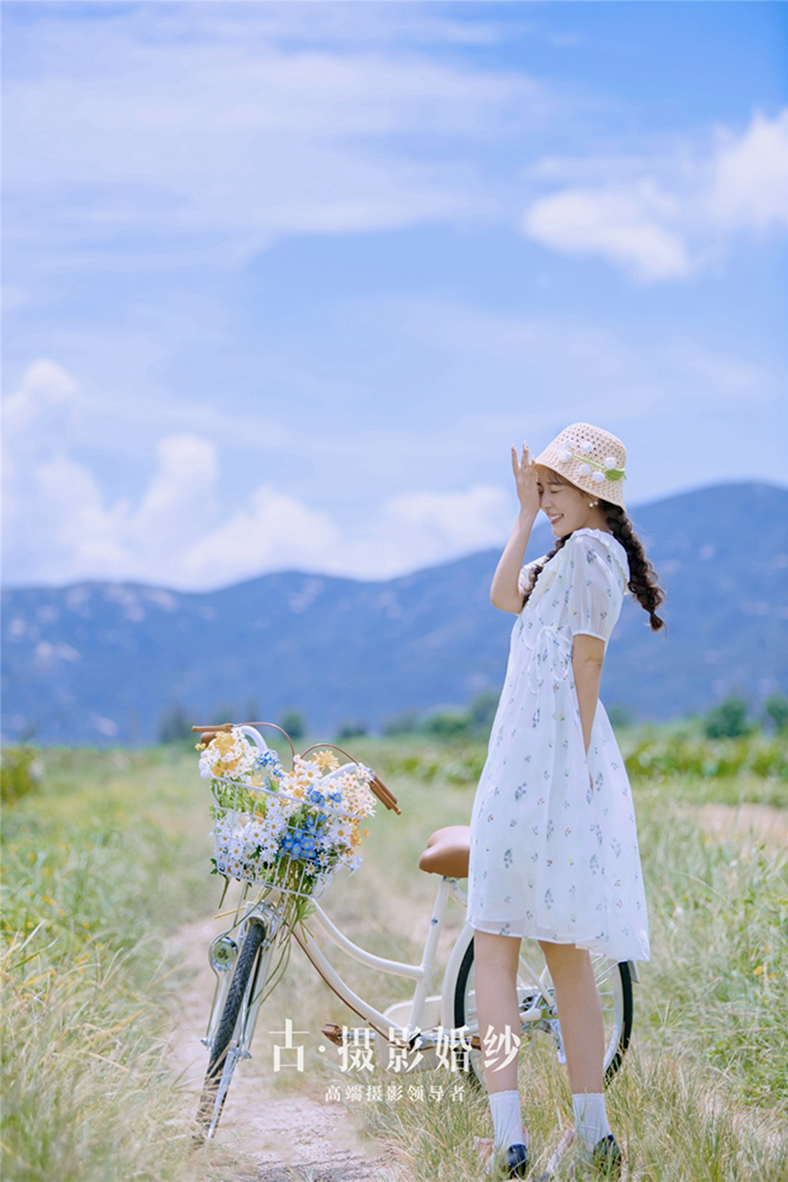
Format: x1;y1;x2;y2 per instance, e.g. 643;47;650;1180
537;468;600;537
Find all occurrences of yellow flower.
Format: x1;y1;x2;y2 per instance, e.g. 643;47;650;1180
313;750;340;772
213;733;237;755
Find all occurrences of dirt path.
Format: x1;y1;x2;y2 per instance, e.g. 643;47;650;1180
691;801;788;851
167;912;404;1181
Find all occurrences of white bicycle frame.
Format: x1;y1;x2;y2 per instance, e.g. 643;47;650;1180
201;726;631;1082
204;871;560;1075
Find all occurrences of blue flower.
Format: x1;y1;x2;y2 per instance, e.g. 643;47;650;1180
255;750;284;780
281;824;321;863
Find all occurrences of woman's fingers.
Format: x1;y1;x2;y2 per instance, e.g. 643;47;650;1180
511;439;541;514
512;442;531;471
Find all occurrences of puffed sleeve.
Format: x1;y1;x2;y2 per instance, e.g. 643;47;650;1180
566;534;627;642
518;557;545;596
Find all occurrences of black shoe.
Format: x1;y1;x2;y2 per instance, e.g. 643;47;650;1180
590;1135;622;1178
505;1143;530;1178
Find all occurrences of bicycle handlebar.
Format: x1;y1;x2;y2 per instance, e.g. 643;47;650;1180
191;723;401;814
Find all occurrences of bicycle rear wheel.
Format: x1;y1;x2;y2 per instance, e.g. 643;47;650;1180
453;935;633;1088
196;918;267;1141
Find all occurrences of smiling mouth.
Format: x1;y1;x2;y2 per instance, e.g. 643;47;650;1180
547;514;563;525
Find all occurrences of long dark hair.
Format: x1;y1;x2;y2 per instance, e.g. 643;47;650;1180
522;501;665;632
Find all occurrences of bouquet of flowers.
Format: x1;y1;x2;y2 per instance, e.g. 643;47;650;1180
198;728;376;919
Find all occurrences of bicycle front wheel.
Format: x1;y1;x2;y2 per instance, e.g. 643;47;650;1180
196;918;267;1140
453;935;633;1088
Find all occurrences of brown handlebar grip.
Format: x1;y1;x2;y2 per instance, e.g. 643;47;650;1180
370;773;401;815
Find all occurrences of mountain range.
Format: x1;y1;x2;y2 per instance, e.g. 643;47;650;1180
2;482;786;745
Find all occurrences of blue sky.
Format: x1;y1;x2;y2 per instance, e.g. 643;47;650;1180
3;1;786;590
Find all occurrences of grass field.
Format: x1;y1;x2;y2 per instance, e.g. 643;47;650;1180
1;732;786;1180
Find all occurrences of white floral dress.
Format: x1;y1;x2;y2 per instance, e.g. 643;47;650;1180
466;528;650;962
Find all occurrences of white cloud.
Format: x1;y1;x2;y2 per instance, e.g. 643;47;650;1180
1;359;511;588
710;109;788;230
523;182;690;281
180;486;341;584
3;331;782;590
522;109;788;281
129;436;218;557
3;359;78;436
3;14;547;267
33;455;129;571
379;484;511;570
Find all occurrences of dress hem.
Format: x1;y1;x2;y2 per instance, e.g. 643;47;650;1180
468;918;650;963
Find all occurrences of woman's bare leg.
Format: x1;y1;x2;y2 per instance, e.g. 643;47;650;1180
473;930;523;1094
538;941;604;1094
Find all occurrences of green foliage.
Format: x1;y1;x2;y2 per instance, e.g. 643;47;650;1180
157;704;193;743
467;690;499;739
386;692;498;743
368;729;788;802
763;691;788;733
210;704;236;725
607;705;634;728
336;721;368;740
382;711;421;735
422;709;470;739
704;694;752;739
279;709;306;741
622;731;788;791
367;739;485;786
1;747;44;805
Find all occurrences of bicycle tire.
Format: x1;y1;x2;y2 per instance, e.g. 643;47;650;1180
452;935;633;1088
196;919;267;1138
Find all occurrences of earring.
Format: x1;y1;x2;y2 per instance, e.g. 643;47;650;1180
588;500;598;508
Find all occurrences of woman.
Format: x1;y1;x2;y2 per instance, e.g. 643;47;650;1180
467;423;664;1178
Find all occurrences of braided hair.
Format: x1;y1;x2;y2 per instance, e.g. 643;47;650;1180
521;502;665;632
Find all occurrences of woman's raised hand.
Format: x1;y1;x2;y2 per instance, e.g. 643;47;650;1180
511;442;540;517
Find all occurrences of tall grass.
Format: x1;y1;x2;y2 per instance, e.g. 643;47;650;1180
2;734;786;1180
1;747;212;1181
350;751;788;1181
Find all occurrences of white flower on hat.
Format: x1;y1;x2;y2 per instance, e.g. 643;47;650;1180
559;448;572;462
591;471;605;483
577;463;591;476
605;456;619;469
578;441;593;455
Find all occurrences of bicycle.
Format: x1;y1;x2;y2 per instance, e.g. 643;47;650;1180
191;722;637;1145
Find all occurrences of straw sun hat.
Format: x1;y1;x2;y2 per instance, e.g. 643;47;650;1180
534;422;627;510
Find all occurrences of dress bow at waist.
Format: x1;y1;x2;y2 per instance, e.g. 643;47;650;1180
518;621;573;691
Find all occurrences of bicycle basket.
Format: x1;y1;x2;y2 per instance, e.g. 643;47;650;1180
203;732;375;898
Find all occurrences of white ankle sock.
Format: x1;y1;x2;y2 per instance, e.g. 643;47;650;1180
572;1092;612;1151
489;1089;524;1151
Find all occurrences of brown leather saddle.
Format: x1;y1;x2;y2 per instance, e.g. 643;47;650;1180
417;824;470;878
